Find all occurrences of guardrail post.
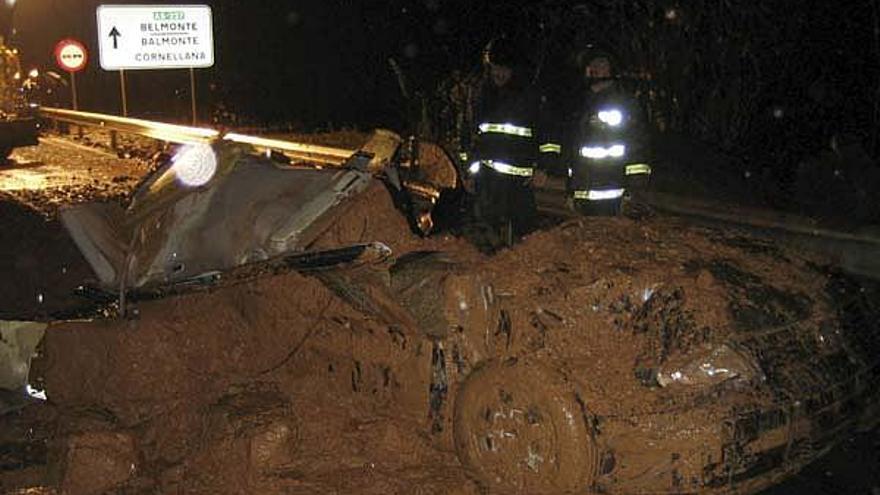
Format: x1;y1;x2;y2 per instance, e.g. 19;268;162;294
110;131;118;150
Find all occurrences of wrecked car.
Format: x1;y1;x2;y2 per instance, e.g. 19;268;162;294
1;126;878;495
0;43;39;162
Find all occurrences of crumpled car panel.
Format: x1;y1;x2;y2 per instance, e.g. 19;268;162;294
61;140;382;291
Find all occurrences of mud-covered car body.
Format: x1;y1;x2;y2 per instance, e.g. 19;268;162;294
581;273;880;495
23;130;880;495
316;245;880;494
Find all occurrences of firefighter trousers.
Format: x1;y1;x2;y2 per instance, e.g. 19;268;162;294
473;166;538;239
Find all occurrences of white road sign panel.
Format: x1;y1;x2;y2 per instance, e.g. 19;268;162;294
96;4;214;70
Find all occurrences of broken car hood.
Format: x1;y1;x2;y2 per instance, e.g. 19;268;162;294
60;131;402;291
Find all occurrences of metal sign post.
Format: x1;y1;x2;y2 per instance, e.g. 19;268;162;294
96;5;214;122
190;67;197;125
70;72;78;110
53;39;88;111
119;69;128;117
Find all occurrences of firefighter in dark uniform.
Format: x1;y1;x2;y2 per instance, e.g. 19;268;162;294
566;47;652;215
467;38;556;246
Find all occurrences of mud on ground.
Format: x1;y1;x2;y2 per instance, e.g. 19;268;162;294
1;184;849;494
0;134;874;495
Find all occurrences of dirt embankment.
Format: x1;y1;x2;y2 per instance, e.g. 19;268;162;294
1;181;482;494
0;168;482;494
0;200;95;320
36;271;477;494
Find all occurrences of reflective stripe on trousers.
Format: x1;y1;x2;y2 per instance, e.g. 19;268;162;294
573;188;625;201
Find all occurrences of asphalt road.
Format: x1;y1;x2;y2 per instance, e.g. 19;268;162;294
3;136;148;189
0;136;151;214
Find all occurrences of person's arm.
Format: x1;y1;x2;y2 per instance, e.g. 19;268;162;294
624;92;653;164
536;92;563;176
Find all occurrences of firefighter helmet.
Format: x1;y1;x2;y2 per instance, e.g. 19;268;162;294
576;45;615;77
482;36;533;72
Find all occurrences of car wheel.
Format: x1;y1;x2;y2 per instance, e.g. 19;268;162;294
453;358;598;494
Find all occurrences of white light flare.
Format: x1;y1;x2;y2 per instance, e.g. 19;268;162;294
587;189;625;201
580;144;626;159
172;144;217;187
597;109;624;127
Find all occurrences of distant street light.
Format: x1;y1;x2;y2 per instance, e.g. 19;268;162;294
5;0;15;8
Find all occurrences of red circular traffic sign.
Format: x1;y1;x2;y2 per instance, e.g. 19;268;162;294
54;39;88;73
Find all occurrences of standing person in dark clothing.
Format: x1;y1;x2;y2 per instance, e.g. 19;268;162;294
467;37;556;247
566;47;652;215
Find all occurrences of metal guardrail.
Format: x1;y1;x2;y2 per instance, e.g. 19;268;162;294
534;177;880;280
639;191;880;280
38;107;354;166
639;191;880;248
223;132;353;165
39;107;220;144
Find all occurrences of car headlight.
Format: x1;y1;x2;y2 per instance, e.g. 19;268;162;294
172;144;218;187
468;161;481;175
597;109;624;127
656;344;764;388
580;144;626;159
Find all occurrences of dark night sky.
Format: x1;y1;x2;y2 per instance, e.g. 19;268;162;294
8;0;541;129
7;0;880;142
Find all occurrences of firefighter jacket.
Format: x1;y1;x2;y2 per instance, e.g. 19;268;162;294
575;84;647;154
471;81;559;178
566;81;652;195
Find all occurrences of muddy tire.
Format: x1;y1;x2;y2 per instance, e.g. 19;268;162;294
453;359;598;494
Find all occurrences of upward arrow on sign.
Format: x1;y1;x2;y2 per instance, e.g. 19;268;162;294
108;27;121;49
